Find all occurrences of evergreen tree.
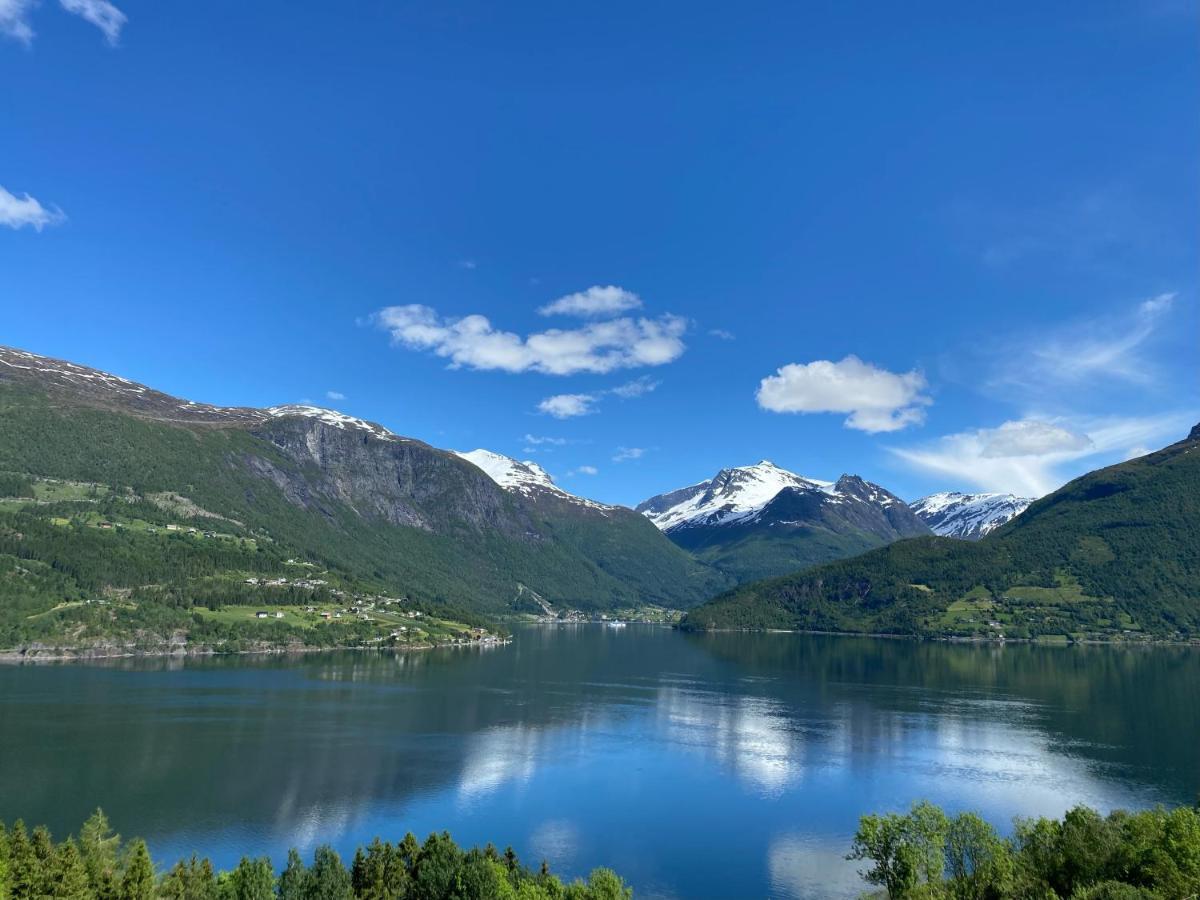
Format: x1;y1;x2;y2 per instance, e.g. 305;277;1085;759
31;826;55;898
50;839;91;900
79;809;122;899
275;849;308;900
160;854;218;900
0;824;9;900
222;857;273;900
118;840;155;900
410;833;462;900
306;846;352;900
5;823;34;900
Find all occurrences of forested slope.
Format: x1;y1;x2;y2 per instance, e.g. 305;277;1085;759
682;424;1200;640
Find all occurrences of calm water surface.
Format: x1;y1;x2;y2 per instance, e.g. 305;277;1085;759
2;626;1198;899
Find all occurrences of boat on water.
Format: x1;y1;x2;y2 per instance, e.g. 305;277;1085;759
606;620;627;629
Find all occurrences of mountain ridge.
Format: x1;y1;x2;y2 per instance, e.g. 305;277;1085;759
637;461;930;583
682;426;1200;640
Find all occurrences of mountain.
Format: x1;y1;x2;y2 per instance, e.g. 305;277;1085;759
636;461;931;583
682;429;1200;641
910;492;1033;540
453;449;613;512
0;345;728;649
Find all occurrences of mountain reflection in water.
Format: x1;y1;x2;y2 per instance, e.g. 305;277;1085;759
1;626;1195;899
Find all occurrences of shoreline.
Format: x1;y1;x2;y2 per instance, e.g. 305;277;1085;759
0;636;512;664
678;625;1200;648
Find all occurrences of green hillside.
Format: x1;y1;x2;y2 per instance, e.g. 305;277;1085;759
682;425;1200;641
0;359;726;653
671;521;885;584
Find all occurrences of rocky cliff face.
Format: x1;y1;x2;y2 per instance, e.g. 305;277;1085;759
0;344;724;610
251;416;531;535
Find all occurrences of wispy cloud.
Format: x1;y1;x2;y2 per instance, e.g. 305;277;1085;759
612;447;646;463
0;185;65;231
0;0;34;43
756;355;931;433
457;259;477;270
567;465;599;477
536;375;660;419
959;184;1181;273
709;328;736;341
538;394;597;419
4;0;127;44
375;305;686;376
539;285;641;318
523;434;568;446
325;390;346;401
994;293;1178;390
892;412;1194;497
609;376;660;399
59;0;126;44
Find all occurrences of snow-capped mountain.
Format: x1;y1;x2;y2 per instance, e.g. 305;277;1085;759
637;462;930;583
909;492;1032;540
637;460;834;531
454;449;613;511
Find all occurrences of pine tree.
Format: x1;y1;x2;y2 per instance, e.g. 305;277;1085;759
6;822;34;900
118;840;155;900
51;840;91;900
276;849;308;900
159;854;218;900
224;857;273;900
79;809;122;899
30;827;55;899
307;847;352;900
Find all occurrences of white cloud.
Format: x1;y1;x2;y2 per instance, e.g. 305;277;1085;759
536;376;660;419
538;394;596;419
457;259;477;270
374;305;686;376
1124;446;1151;461
978;419;1093;458
538;285;642;318
892;412;1194;497
756;355;931;433
709;328;736;340
0;0;34;43
0;185;65;231
1;0;124;44
609;376;659;399
612;447;646;463
523;434;568;446
568;465;599;477
59;0;126;44
325;390;346;401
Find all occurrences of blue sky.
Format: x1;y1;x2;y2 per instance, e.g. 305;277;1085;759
2;1;1197;506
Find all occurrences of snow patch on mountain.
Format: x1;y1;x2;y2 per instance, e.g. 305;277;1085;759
266;405;400;441
910;492;1032;540
455;449;613;511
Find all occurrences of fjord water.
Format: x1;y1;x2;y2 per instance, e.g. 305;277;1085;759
1;627;1197;899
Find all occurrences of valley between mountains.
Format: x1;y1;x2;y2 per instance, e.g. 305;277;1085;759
0;343;1194;656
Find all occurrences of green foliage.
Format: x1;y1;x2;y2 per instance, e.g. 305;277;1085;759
0;811;634;900
0;474;33;498
849;802;949;897
0;382;725;652
118;841;155;900
848;802;1200;899
684;428;1200;639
